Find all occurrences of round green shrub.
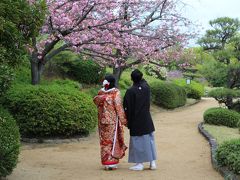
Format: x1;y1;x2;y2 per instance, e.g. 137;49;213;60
184;86;202;99
216;139;240;174
173;79;204;100
203;107;240;128
150;81;187;109
0;106;20;177
3;83;97;138
67;60;106;84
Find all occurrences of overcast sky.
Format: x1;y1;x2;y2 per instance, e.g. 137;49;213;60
182;0;240;46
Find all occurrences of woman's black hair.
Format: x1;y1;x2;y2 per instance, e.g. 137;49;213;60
104;74;116;89
131;69;143;83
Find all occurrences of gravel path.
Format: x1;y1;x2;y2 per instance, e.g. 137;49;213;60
8;98;223;180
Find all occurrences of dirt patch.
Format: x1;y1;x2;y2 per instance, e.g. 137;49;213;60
8;98;223;180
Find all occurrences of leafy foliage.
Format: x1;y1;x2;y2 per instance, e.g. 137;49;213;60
232;101;240;113
69;60;106;84
150;81;187;109
0;0;46;95
203;107;240;128
227;63;240;88
198;17;240;52
208;88;240;108
0;106;20;178
216;139;240;174
0;64;14;96
45;52;106;84
198;60;228;87
0;0;46;66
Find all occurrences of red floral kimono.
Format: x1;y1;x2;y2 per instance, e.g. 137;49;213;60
93;88;127;166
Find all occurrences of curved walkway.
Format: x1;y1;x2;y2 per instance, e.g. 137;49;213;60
8;98;223;180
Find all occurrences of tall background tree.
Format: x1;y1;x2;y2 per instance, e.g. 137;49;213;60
198;17;240;64
0;0;46;95
199;17;240;109
0;0;46;177
28;0;194;85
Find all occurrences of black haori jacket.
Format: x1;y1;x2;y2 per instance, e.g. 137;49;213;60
123;79;155;136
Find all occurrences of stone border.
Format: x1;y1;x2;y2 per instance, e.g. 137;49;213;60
21;134;94;144
198;122;240;180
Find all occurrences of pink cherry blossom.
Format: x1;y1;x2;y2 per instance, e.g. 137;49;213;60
28;0;196;84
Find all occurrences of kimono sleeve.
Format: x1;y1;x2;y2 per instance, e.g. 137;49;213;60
93;93;105;106
114;90;127;126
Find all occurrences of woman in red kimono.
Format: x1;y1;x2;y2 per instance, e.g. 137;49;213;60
93;75;127;170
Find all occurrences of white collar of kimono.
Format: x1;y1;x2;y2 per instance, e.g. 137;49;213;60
101;87;116;93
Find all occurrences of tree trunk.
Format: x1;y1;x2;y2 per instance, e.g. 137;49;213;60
225;69;234;109
113;66;124;87
31;55;44;85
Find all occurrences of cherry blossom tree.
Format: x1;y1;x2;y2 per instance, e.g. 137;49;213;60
28;0;194;84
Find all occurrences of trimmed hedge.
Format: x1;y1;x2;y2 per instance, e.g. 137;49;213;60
216;139;240;174
150;81;187;109
173;79;204;100
3;81;97;138
203;108;240;128
0;106;20;177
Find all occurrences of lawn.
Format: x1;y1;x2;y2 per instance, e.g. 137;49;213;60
203;124;240;144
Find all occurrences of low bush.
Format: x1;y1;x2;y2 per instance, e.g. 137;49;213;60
0;106;20;177
203;108;240;128
68;60;106;84
3;81;97;138
150;81;187;109
173;79;204;100
216;139;240;174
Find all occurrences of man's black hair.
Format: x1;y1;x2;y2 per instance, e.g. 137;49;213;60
131;69;143;83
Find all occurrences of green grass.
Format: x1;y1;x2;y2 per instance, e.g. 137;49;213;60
203;124;240;144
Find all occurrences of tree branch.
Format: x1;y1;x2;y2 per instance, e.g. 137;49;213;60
44;43;71;63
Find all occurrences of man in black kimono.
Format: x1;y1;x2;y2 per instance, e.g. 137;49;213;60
123;69;157;171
